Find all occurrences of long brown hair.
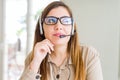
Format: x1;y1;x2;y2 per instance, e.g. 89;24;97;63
25;1;85;80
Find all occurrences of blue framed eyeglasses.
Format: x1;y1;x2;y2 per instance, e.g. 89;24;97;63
43;16;73;25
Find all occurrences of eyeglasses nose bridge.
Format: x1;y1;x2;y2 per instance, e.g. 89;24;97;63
54;18;64;30
56;17;63;24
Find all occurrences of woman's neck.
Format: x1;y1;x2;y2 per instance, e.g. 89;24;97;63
50;45;68;67
54;45;67;56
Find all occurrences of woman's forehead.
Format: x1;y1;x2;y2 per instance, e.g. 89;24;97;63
46;6;70;17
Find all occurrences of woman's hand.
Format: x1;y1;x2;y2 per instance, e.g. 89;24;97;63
33;39;54;63
29;39;54;73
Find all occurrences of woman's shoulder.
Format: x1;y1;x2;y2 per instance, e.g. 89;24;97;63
80;44;100;58
80;44;101;68
80;44;103;79
24;51;33;69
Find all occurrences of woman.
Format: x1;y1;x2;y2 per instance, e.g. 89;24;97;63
19;1;103;80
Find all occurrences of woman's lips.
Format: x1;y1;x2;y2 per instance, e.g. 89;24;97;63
53;33;63;37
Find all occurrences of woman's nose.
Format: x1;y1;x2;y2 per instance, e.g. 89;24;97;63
54;20;63;30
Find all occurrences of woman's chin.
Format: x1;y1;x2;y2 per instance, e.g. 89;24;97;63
52;41;67;46
49;37;70;45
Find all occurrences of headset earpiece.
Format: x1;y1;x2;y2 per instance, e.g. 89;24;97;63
71;21;74;35
39;17;43;35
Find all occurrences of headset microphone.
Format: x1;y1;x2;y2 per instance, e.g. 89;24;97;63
59;34;72;38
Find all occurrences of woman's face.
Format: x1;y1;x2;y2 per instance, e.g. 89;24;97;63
43;6;72;46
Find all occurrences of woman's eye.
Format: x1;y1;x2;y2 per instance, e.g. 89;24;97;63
48;19;56;23
62;18;72;24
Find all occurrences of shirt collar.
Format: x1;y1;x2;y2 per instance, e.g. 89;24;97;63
47;54;73;65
